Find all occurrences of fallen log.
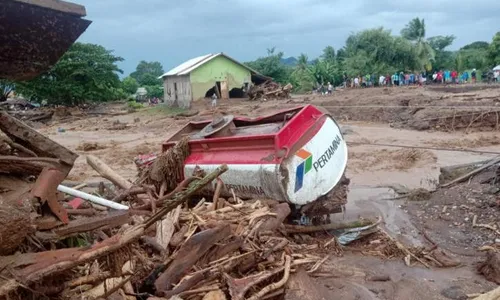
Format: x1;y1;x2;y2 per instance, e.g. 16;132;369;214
35;211;131;242
259;203;291;232
0;112;77;172
86;155;133;190
441;156;500;188
154;225;231;295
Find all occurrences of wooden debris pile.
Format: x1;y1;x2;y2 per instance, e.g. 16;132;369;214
0;115;470;300
0;112;78;255
247;81;293;101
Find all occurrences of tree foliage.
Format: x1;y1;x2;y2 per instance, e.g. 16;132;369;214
16;43;124;105
401;18;435;70
321;46;336;64
428;35;456;70
342;28;418;76
488;32;500;66
130;61;164;86
245;48;291;84
122;76;139;95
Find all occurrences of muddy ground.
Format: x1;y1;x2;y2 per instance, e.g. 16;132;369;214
37;84;500;300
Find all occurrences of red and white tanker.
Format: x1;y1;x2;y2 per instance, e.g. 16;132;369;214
162;105;348;209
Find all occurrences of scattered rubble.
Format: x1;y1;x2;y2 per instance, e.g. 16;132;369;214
247;81;292;101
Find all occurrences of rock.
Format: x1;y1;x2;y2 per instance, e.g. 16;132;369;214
409;119;431;131
440;286;467;300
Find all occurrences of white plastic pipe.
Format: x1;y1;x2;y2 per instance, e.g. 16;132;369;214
57;185;129;210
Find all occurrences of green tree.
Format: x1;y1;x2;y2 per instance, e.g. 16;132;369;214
145;85;163;98
0;80;14;102
16;43;124;105
245;48;290;84
342;28;417;76
401;18;435;70
488;32;500;66
122;76;139;95
130;61;164;86
291;54;315;92
321;46;336;64
428;35;455;70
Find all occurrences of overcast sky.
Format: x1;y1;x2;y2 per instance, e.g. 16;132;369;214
76;0;500;76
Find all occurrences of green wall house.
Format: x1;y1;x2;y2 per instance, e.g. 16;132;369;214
159;53;269;108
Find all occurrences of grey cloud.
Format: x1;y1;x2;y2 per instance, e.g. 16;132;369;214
76;0;500;75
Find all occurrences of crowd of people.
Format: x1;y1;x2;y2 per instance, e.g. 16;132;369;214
312;68;500;94
345;69;482;89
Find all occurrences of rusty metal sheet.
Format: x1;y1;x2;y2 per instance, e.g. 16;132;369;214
0;0;91;80
30;167;68;224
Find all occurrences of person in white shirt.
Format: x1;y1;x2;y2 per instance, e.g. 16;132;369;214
379;75;385;86
211;93;217;107
354;77;360;88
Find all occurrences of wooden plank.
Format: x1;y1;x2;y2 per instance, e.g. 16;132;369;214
154;225;231;294
13;0;86;16
0;112;78;168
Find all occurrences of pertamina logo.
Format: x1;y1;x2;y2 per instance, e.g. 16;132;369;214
294;149;313;192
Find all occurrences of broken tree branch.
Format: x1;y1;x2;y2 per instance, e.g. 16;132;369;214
247;255;291;300
441;156;500;188
86;155;133;190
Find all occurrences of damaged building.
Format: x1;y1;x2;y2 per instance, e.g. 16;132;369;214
159;53;269;108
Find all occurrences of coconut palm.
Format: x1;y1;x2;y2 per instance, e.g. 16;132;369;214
401;18;435;70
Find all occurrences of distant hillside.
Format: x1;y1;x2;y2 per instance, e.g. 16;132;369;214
280;57;298;66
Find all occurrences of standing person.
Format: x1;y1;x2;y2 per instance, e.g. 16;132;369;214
327;82;333;94
379;74;385;86
354;76;359;88
399;72;404;86
451;70;458;84
444;70;450;84
464;71;469;83
471;69;477;83
432;72;437;83
436;71;443;84
385;74;391;86
211;93;218;108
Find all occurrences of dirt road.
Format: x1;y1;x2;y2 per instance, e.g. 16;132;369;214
39;84;500;299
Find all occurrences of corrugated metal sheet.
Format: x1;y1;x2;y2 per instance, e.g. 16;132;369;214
159;53;268;79
160;54;214;77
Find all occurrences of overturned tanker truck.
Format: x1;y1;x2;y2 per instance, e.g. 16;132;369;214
163;105;349;223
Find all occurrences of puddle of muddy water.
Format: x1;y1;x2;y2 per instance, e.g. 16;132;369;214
340;123;500;246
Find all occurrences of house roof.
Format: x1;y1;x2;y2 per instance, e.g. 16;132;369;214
159;53;269;79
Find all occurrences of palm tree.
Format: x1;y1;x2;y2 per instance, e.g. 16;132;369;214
292;54;315;92
401;18;435;70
